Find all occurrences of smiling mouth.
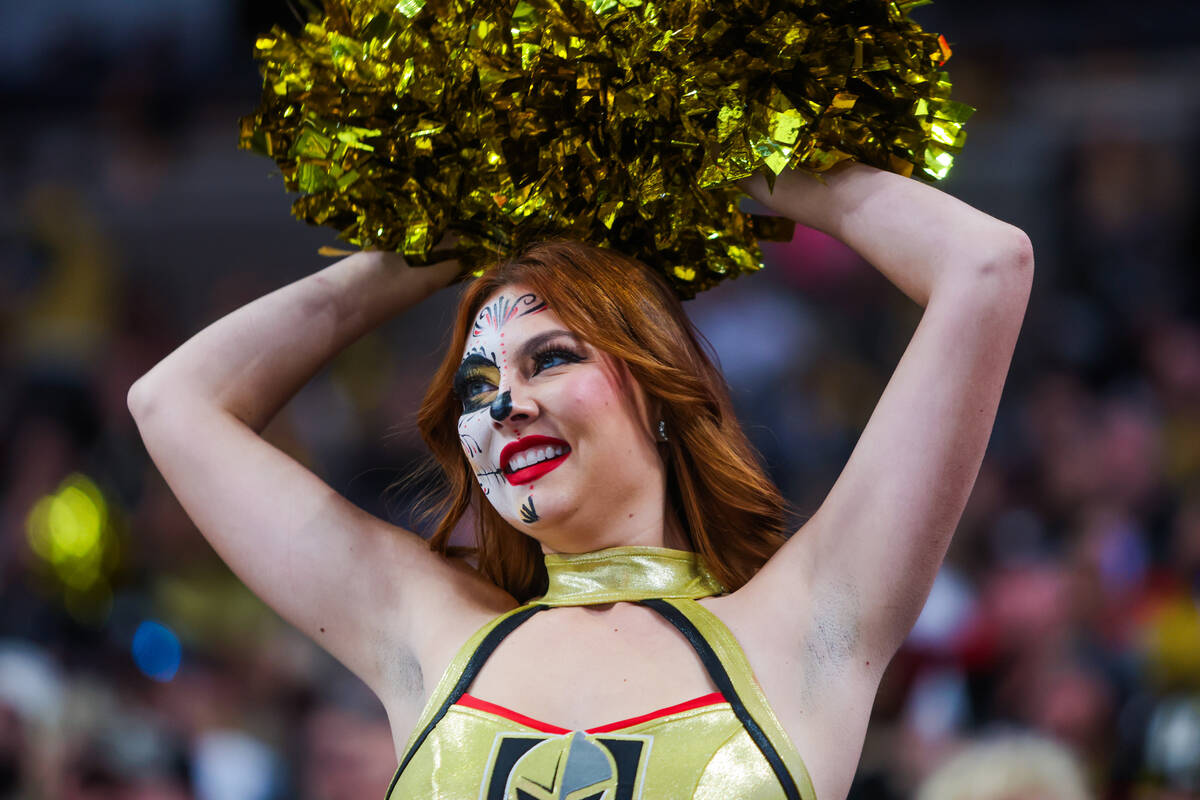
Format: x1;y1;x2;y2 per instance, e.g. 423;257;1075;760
501;437;571;486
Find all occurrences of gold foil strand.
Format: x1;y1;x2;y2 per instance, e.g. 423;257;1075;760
240;0;972;297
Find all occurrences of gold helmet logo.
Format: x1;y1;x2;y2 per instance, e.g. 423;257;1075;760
505;731;619;800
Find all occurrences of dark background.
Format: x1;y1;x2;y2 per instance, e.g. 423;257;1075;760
2;1;1199;797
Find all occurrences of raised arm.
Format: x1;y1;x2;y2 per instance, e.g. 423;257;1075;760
736;163;1033;666
127;252;512;698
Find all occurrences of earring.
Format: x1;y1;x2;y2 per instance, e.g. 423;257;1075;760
656;419;669;442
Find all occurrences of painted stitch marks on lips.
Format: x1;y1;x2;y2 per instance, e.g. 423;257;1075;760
500;436;570;486
474;467;506;496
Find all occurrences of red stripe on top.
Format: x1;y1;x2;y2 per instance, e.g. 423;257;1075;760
455;692;727;735
456;694;570;734
587;692;726;733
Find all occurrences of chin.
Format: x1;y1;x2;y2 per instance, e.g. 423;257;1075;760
498;489;576;533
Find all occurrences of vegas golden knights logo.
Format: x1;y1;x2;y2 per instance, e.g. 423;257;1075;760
481;731;649;800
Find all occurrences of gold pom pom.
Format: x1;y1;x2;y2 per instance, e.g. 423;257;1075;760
240;0;971;297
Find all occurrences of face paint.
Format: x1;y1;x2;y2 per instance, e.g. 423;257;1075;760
519;496;539;524
456;288;573;525
472;292;547;338
460;433;482;457
489;390;513;422
453;350;501;414
452;285;673;550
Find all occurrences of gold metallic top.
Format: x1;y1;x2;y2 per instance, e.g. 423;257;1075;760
386;548;817;799
536;546;727;606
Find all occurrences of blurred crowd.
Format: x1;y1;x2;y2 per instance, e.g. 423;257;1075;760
2;1;1199;799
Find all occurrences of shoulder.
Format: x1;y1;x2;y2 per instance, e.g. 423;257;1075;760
700;585;883;800
410;554;521;650
376;571;521;762
378;554;519;705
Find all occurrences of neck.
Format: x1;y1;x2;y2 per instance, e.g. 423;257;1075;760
537;503;689;555
537;544;725;606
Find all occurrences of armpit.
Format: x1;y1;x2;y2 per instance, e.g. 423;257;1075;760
379;640;425;698
801;581;862;696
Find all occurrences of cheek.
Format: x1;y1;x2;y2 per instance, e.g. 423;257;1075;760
458;411;508;498
560;367;642;434
456;412;491;462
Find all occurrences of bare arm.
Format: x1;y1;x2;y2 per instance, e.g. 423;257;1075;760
133;252;457;432
128;252;512;698
737;163;1033;666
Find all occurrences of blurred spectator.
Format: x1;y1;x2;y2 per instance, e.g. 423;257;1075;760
915;732;1092;800
2;3;1200;798
300;704;396;800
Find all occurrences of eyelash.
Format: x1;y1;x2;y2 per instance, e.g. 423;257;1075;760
531;344;584;374
461;377;493;397
454;343;585;411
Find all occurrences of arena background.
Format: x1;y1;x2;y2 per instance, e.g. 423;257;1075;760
2;1;1199;797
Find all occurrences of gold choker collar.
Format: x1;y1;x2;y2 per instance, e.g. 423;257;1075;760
536;546;725;606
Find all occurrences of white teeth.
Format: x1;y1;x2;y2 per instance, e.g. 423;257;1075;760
507;444;568;472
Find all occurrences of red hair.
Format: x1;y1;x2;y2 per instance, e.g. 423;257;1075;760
417;240;790;601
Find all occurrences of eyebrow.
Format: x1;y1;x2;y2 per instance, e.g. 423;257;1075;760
458;329;580;367
511;329;581;362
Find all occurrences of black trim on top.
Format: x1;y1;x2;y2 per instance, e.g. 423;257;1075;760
640;598;802;800
386;604;548;798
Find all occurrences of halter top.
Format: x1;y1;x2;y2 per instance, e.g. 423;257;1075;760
386;547;817;799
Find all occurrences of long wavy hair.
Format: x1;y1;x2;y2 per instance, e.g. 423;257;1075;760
417;240;791;602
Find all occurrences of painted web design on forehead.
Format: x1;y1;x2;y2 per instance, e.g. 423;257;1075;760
471;292;547;338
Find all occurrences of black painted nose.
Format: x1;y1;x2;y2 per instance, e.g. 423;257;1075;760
489;390;513;422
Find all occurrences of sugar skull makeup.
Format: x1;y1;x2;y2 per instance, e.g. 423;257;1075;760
454;290;581;526
452;283;672;552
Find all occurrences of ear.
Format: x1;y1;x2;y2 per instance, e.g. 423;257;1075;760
647;396;665;426
645;393;670;448
633;376;663;436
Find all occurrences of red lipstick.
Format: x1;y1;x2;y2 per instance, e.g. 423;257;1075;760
500;435;570;486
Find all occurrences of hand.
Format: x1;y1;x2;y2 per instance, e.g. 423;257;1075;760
359;231;463;293
736;165;850;237
427;231;462;267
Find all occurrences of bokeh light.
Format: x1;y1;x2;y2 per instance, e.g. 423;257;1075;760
131;620;183;682
24;474;119;621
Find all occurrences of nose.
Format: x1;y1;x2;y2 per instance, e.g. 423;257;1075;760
489;391;513;422
490;389;534;425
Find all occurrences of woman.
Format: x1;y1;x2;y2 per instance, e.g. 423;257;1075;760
128;162;1033;799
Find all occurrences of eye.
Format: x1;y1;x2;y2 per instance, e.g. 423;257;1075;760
453;360;500;414
462;376;496;398
531;346;584;375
